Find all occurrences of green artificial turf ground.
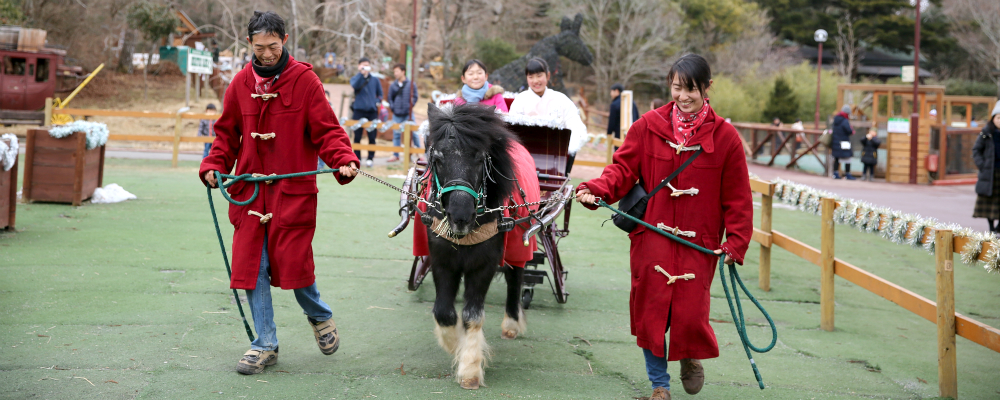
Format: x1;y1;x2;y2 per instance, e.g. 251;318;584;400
1;158;998;399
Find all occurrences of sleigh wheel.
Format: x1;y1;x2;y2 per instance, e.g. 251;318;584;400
408;256;431;291
521;288;534;309
539;226;568;304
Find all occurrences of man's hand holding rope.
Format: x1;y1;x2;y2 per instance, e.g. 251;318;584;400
204;162;359;188
574;188;734;265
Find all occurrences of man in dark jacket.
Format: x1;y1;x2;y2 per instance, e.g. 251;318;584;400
350;57;383;166
608;83;639;150
831;105;856;180
387;63;419;162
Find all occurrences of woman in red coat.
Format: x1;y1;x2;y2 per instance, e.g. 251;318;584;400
576;54;752;400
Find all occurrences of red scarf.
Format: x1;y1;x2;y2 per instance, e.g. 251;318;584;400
672;99;712;146
250;67;277;96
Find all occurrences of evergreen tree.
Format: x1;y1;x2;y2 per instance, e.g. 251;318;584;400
763;77;799;124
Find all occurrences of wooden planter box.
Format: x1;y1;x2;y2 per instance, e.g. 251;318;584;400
22;129;105;206
0;137;17;230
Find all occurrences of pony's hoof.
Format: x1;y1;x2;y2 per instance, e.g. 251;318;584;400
501;329;518;340
460;378;480;390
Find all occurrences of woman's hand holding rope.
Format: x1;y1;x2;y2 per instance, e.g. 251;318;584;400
574;188;734;265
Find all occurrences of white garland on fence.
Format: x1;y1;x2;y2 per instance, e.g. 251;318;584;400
770;177;999;274
48;121;109;150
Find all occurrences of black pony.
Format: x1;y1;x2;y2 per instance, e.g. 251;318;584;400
424;104;527;390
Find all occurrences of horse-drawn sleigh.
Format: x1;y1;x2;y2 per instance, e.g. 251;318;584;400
389;105;574;309
385;104;575;388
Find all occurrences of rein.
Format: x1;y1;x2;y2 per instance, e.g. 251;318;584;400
593;199;776;390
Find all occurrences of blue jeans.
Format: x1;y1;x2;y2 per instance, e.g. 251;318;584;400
245;235;333;351
203;143;212;158
642;347;671;390
392;114;421;157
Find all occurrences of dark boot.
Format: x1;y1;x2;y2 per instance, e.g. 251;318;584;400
680;358;705;394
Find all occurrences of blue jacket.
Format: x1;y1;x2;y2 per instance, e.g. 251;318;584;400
350;73;383;112
608;95;640;137
387;79;418;117
831;113;854;159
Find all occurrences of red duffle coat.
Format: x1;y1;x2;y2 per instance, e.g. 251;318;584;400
199;55;359;290
579;102;752;360
412;141;539;266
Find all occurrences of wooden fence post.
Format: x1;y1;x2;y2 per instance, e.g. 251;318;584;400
402;123;412;171
606;134;614;165
935;229;957;399
759;182;775;291
172;112;184;168
821;197;836;331
44;97;53;127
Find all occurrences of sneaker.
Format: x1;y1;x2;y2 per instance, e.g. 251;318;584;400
833;171;842;179
679;358;704;395
387;156;400;163
236;347;278;375
650;387;671;400
365;159;374;168
308;317;340;355
845;174;857;180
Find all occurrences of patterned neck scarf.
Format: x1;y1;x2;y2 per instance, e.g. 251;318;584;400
250;68;279;96
672;99;711;146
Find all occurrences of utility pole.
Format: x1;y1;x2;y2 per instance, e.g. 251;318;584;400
814;29;828;129
908;1;921;184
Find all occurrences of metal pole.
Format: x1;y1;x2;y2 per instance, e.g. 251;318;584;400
909;2;921;184
185;73;191;108
815;42;823;129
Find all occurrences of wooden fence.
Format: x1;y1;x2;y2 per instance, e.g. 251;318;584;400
47;101;623;171
733;123;828;173
47;101;421;170
751;179;1000;398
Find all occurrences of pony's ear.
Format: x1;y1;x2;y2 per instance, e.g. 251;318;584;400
427;103;444;120
560;16;572;32
572;14;583;34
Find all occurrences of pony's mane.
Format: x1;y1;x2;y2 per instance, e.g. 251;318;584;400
427;104;520;208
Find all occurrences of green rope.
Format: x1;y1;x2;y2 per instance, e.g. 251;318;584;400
595;200;776;390
206;168;341;342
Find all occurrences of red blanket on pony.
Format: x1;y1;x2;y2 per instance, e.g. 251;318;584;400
412;141;539;267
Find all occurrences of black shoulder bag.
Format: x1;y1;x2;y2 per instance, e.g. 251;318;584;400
611;148;703;233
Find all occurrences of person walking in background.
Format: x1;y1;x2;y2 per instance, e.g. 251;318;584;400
972;101;1000;232
608;83;640;150
831;105;856;180
453;59;508;112
198;103;217;158
387;63;419;163
350;57;383;167
859;131;881;181
576;54;752;400
790;118;804;155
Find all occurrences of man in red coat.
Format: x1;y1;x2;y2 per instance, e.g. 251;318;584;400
200;11;359;375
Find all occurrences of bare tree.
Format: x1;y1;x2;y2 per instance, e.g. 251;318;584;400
944;0;1000;95
711;7;794;78
834;12;863;82
563;0;685;101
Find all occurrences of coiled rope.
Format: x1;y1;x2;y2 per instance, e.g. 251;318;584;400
206;168;343;342
595;199;777;390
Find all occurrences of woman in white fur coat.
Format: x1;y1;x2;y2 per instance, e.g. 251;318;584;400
508;57;589;173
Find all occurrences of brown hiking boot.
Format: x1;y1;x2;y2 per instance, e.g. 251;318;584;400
236;348;278;375
309;317;340;355
680;358;704;394
650;387;670;400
